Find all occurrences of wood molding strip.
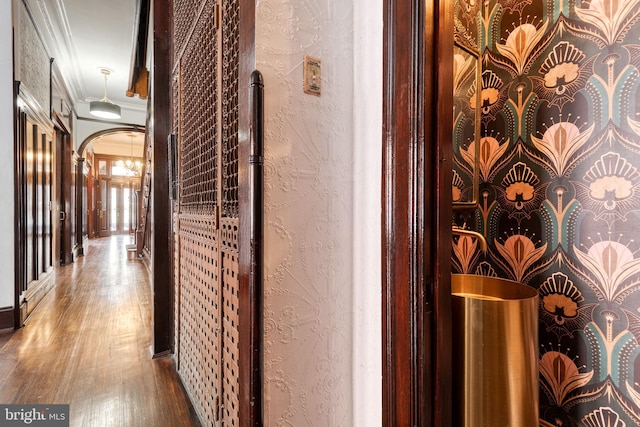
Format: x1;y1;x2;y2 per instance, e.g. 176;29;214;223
382;0;453;425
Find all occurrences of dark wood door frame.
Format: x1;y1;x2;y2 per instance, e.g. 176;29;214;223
52;113;70;268
151;0;172;357
382;0;453;425
59;130;73;266
13;82;24;329
75;157;85;256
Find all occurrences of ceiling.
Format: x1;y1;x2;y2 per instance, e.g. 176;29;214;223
24;0;147;154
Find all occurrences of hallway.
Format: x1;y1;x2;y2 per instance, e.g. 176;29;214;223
0;236;200;426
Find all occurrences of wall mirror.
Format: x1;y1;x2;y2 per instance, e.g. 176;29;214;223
452;0;481;209
452;43;481;209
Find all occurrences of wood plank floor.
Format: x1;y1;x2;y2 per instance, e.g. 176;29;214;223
0;236;201;427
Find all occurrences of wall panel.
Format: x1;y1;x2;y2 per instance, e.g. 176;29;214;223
25;122;35;285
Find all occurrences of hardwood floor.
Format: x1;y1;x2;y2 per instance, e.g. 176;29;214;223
0;236;201;427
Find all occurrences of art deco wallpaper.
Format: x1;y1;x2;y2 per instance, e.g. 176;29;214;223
453;0;640;424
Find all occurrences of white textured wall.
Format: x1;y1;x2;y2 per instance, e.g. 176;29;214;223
257;0;382;424
0;0;15;308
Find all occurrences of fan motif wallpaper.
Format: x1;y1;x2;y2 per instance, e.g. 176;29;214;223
453;0;640;424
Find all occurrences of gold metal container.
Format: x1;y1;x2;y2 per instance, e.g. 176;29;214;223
451;274;539;427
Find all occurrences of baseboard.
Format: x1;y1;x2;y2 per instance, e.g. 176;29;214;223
141;249;151;273
21;270;55;325
73;243;84;258
0;307;14;329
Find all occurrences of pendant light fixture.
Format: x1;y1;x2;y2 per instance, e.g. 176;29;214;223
114;134;143;176
90;68;121;119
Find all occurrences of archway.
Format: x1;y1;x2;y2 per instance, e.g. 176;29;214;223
77;126;145;157
75;126;146;254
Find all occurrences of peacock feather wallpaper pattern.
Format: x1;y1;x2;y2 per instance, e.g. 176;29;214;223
453;0;640;424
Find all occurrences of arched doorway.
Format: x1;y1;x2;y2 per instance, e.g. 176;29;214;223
75;127;145;252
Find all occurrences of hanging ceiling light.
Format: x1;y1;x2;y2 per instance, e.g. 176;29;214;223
114;134;143;176
90;68;121;119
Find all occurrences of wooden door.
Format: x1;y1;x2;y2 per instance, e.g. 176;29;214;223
96;179;135;236
44;136;52;271
15;100;57;324
58;130;73;265
108;182;121;235
92;178;99;238
97;178;110;237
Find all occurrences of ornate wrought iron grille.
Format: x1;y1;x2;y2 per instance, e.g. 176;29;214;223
172;0;201;62
222;0;240;218
179;1;218;210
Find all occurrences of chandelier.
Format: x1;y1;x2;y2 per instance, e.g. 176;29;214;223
114;134;143;176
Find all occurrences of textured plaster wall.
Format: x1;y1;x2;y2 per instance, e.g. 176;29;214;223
256;0;382;424
0;1;14;309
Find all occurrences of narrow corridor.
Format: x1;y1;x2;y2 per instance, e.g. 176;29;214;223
0;236;200;426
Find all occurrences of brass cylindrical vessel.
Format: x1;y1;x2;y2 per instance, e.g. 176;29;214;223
451;274;539;427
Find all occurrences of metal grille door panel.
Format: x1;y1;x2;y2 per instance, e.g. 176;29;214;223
172;0;241;425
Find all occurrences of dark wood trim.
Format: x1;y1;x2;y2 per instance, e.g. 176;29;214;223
51;110;71;134
0;307;13;330
75;115;145;128
76;126;145;157
17;85;54;134
75;157;85;257
14;81;23;330
52;113;70;268
127;0;151;99
60;131;73;265
151;0;173;355
382;0;453;425
432;0;454;422
238;0;261;425
426;1;454;427
51;68;75;132
382;0;420;422
93;153;145;163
